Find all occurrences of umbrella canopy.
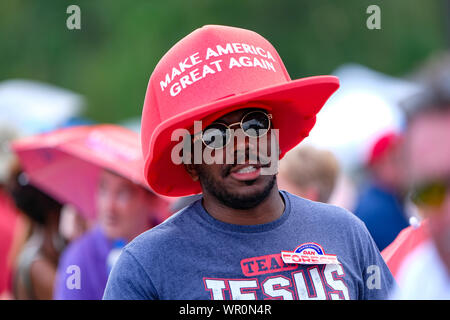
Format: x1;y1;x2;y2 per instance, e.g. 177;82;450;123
11;124;157;221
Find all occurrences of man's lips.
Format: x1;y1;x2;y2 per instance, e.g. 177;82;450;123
223;149;272;181
229;163;262;181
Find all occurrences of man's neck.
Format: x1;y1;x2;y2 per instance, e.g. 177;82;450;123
201;185;285;225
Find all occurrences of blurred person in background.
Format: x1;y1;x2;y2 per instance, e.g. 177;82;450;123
54;169;168;300
392;69;450;299
7;164;64;300
353;131;410;251
0;127;27;299
277;145;339;203
0;181;22;300
381;215;429;281
58;204;93;243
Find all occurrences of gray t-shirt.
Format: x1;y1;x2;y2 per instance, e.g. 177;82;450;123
103;191;395;300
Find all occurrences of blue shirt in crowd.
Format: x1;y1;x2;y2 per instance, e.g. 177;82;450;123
354;182;409;251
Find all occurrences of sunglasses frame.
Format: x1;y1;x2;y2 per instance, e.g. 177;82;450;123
194;110;273;150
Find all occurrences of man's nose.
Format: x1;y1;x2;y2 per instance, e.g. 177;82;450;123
100;192;119;213
229;129;258;163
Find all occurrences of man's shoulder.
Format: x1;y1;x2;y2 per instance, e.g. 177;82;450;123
285;191;363;227
125;202;199;258
284;191;369;242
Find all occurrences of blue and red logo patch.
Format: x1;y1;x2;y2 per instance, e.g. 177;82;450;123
281;242;340;265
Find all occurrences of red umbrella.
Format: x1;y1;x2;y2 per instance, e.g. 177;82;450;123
12;124;174;221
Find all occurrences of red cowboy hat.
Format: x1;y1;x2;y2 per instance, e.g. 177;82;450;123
141;25;339;196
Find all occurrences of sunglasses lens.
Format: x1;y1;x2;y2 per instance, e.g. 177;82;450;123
241;111;270;137
411;181;447;208
202;123;230;149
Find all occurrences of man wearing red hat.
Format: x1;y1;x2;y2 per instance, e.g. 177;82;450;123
353;131;410;251
104;25;395;300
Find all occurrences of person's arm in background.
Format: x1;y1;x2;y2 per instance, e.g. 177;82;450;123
30;258;56;299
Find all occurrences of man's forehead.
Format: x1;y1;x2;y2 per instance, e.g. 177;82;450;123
193;103;271;133
407;111;450;181
214;108;256;123
100;169;140;189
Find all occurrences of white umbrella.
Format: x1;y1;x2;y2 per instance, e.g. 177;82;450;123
0;79;85;135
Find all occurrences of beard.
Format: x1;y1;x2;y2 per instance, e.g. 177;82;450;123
197;167;276;210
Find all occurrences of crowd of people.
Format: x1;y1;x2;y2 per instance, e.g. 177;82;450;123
0;25;449;300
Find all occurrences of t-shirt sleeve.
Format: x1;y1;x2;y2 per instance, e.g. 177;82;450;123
357;221;398;299
103;248;158;300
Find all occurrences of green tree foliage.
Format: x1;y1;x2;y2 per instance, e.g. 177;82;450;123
0;0;446;123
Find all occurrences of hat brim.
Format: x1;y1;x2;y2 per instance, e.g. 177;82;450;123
144;75;339;196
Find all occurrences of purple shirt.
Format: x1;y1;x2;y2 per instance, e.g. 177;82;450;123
54;226;113;300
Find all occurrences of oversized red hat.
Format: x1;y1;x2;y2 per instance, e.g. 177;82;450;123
141;25;339;196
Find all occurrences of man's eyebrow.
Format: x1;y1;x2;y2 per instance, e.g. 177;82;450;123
208;108;267;126
212;112;246;125
210;119;232;125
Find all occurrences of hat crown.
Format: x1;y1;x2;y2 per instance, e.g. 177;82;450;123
144;25;290;125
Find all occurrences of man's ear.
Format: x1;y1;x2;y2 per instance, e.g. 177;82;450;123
184;163;199;181
182;141;200;182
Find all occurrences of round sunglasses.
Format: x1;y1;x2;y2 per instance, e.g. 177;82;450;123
194;110;273;149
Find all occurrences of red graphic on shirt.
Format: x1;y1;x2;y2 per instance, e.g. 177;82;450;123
240;253;298;276
204;263;350;300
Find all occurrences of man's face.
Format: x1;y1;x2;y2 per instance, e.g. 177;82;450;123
407;111;450;185
96;170;160;241
406;110;450;267
186;108;279;209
